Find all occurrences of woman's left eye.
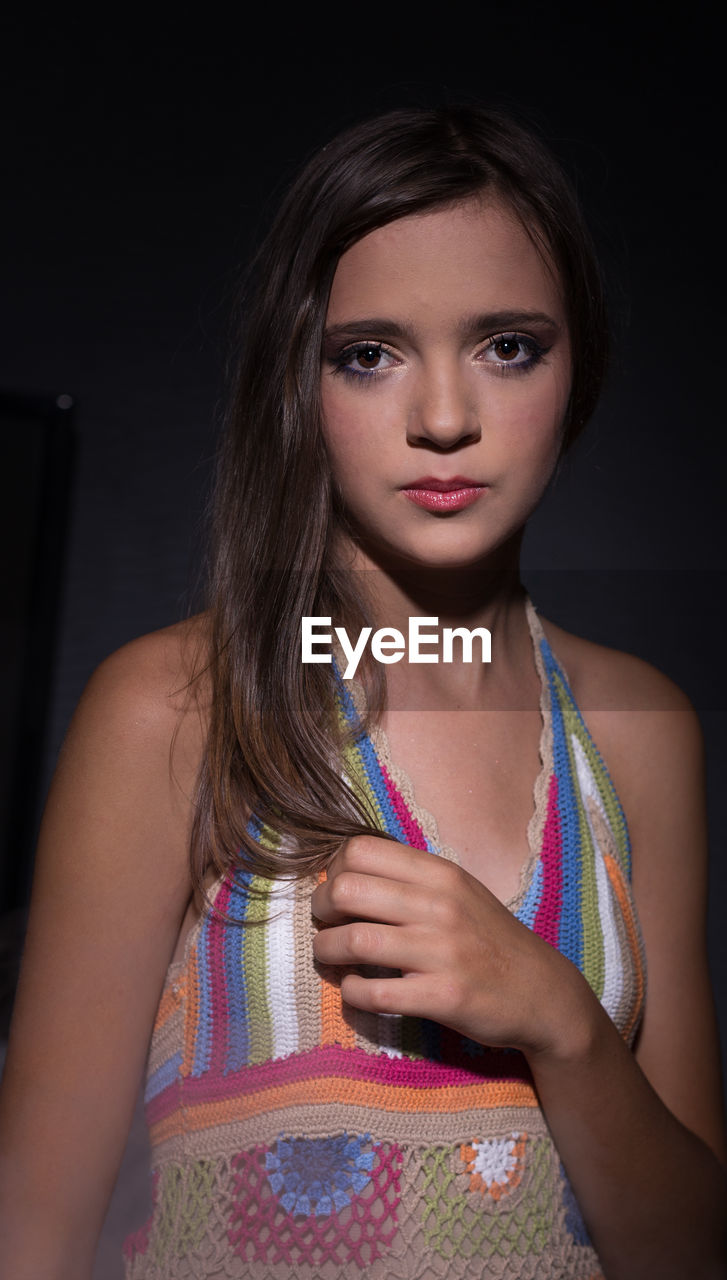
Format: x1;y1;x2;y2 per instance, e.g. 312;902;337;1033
330;342;397;378
479;333;547;373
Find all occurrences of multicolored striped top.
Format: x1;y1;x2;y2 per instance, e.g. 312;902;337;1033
124;602;645;1280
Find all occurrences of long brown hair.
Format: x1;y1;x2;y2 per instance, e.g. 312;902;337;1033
190;105;609;899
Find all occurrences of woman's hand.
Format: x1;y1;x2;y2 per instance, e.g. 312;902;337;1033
311;834;591;1060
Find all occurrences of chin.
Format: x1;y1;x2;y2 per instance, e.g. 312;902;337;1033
371;536;516;576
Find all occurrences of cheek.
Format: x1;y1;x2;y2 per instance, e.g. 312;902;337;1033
322;414;367;488
489;377;568;469
321;385;393;488
515;356;571;445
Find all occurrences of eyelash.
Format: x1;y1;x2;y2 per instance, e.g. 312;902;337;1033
328;342;395;380
482;333;550;377
327;334;550;381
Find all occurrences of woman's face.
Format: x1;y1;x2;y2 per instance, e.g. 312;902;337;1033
320;196;572;573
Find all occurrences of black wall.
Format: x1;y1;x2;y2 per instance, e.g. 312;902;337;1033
2;11;723;1055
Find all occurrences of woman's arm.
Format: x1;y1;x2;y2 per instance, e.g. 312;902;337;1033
0;626;201;1280
312;674;726;1278
537;686;727;1279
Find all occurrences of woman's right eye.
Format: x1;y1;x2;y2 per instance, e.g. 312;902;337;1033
330;342;397;378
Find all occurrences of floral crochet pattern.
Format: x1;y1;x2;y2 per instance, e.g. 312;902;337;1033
422;1139;553;1261
461;1131;528;1202
227;1140;402;1270
264;1133;375;1216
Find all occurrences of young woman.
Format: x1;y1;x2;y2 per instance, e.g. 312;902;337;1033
0;107;724;1280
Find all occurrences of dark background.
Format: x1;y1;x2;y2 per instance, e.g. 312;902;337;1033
1;0;723;1109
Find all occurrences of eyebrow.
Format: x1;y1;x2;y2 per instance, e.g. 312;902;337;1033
323;310;562;344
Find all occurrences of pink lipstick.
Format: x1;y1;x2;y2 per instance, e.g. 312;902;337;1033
401;477;486;513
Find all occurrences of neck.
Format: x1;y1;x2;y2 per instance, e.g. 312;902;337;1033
330;532;537;711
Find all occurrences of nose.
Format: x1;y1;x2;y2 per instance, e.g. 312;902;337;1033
406;358;481;449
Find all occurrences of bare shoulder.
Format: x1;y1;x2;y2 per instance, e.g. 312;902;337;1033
26;610;215;955
536;614;706;882
538;614;696;716
79;612;212;738
46;612;217;898
11;611;216;1075
537;615;703;808
63;614;211;801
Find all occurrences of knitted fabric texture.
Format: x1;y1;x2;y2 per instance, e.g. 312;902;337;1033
124;603;644;1279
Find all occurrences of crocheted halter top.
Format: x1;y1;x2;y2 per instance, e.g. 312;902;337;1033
124;602;645;1280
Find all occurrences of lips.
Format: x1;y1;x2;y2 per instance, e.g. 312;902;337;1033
400;476;486;513
404;476;481;491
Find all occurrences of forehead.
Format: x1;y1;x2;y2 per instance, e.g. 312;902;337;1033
326;197;564;328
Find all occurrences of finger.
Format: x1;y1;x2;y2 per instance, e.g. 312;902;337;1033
335;836;451;889
339;970;450;1020
313;919;439;973
310;870;442;927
